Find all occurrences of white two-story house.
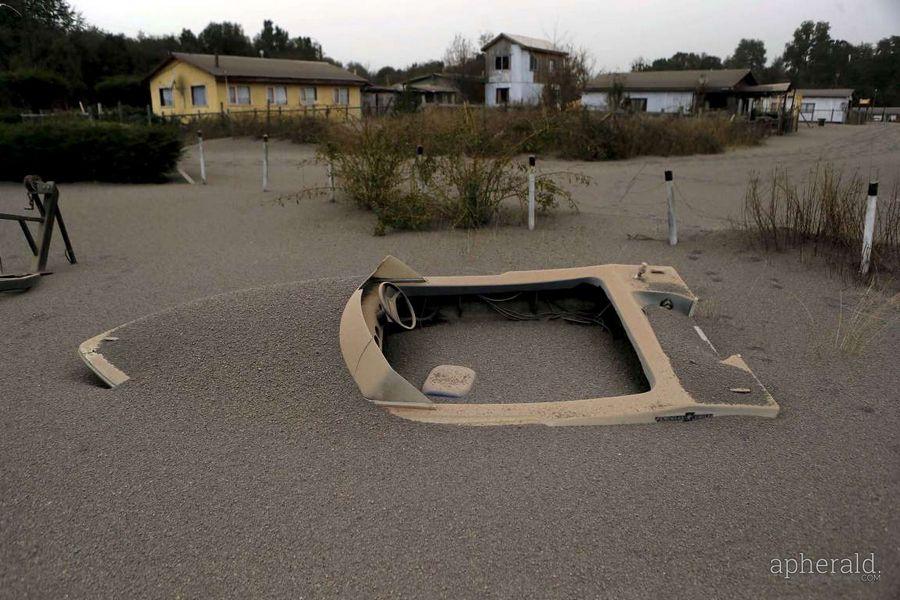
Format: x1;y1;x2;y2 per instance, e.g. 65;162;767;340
482;33;568;106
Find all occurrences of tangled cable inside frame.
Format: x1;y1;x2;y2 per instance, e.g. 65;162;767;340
477;292;613;333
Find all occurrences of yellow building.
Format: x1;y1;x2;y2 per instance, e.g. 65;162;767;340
147;52;367;118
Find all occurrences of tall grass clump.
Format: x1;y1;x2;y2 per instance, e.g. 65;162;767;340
0;119;182;182
742;163;900;273
831;281;899;355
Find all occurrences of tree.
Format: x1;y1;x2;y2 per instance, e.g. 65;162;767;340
94;74;146;106
345;61;371;80
253;19;291;57
630;57;649;72
290;36;322;60
178;28;200;52
542;45;594;109
782;20;835;86
197;22;252;56
444;33;475;70
648;51;723;71
725;39;766;72
0;68;69;110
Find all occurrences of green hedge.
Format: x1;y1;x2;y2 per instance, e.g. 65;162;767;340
0;120;183;183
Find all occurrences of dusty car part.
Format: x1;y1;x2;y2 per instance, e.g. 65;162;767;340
78;328;130;388
339;256;779;426
0;176;76;292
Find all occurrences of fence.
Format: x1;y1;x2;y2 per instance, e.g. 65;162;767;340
846;107;899;125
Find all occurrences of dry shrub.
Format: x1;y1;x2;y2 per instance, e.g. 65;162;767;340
553;111;765;160
742;163;900;273
179;111;334;144
312;106;586;234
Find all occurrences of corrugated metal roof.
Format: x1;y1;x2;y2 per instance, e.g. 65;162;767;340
796;88;854;98
480;33;568;55
158;52;367;85
586;69;755;92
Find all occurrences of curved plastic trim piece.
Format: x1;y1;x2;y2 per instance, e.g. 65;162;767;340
78;328;130;388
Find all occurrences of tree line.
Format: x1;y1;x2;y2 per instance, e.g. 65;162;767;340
1;0;897;112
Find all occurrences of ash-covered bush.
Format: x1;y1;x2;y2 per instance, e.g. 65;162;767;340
301;108;585;234
0;120;182;182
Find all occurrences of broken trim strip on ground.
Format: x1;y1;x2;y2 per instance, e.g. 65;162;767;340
339;256;780;427
78;328;130;388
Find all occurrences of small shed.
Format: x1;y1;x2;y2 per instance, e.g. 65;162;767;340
362;85;399;116
403;73;462;105
795;89;854;123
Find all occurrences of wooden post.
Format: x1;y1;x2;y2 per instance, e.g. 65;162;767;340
262;134;269;192
32;182;59;273
146;104;152;125
527;155;536;231
197;130;207;184
860;180;878;275
665;170;677;246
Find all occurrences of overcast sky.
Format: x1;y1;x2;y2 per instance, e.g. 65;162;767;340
71;0;900;72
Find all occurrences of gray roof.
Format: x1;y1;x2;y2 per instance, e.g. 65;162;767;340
481;33;568;56
586;69;755;92
153;52;367;85
739;82;792;93
796;88;854;98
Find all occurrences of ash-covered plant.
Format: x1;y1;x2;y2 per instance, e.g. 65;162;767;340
297;106;587;234
416;107;584;228
742;163;900;273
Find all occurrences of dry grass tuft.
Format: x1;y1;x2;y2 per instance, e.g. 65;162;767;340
832;282;900;356
742;163;900;274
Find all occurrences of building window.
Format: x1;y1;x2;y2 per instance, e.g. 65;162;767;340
549;59;555;72
267;85;288;105
190;85;207;107
800;102;815;114
333;87;349;105
301;87;317;105
495;87;509;104
228;85;251;105
529;54;538;72
494;55;510;70
625;97;647;112
159;87;174;107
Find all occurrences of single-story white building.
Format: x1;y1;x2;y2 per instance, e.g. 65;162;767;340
796;89;853;123
582;69;790;115
482;33;568;106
